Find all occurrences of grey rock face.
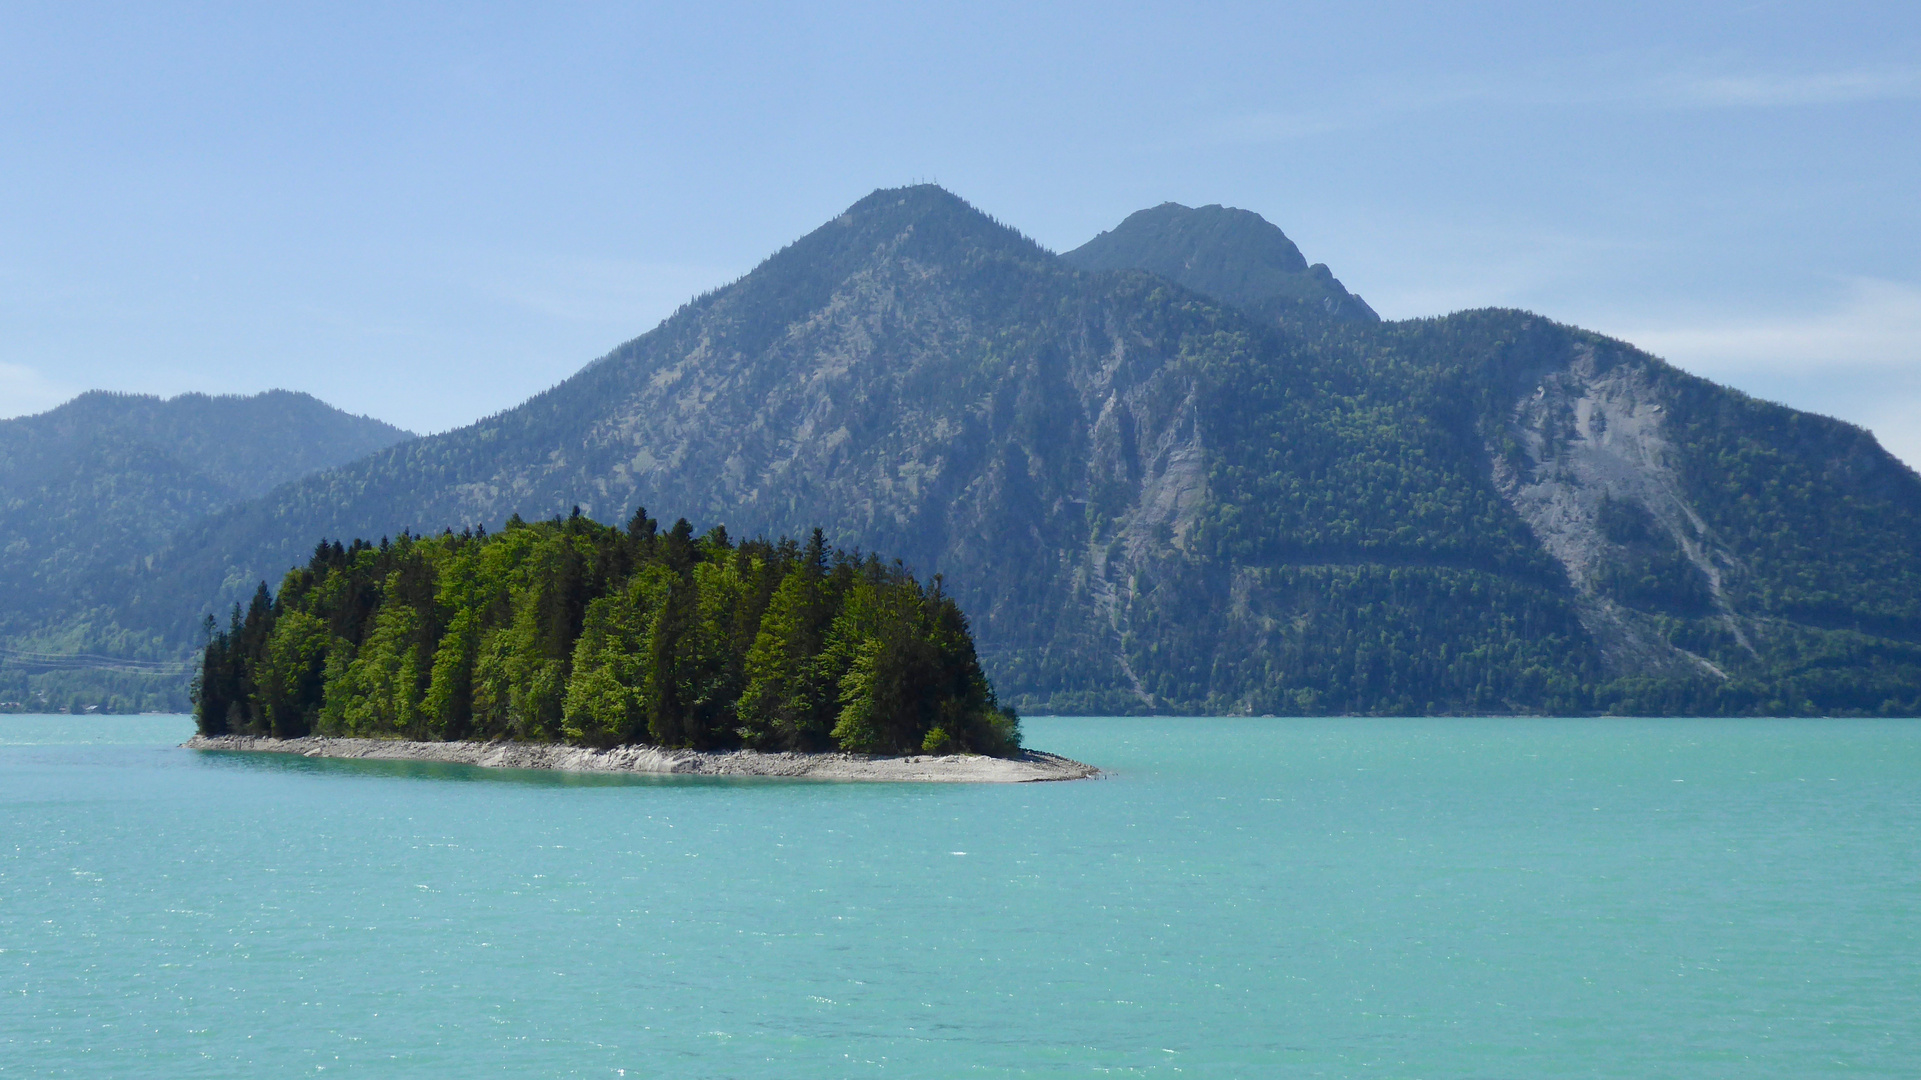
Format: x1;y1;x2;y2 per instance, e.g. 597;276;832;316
1489;339;1741;679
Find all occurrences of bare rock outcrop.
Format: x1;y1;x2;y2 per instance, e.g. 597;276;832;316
1491;340;1743;680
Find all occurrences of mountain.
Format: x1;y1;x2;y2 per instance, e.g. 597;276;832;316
1061;202;1378;323
0;391;412;711
1073;227;1921;714
82;186;1921;715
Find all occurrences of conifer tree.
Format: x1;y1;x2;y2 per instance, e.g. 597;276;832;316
193;510;1021;755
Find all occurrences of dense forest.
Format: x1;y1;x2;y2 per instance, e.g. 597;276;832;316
194;509;1022;756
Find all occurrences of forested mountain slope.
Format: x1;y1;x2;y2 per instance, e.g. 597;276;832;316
1372;315;1921;713
0;391;411;710
1071;222;1921;714
121;187;1921;715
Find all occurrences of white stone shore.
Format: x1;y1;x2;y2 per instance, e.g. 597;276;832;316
183;734;1098;783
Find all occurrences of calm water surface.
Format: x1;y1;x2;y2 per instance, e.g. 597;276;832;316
3;715;1917;1077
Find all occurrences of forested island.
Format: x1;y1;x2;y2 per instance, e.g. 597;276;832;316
194;509;1026;760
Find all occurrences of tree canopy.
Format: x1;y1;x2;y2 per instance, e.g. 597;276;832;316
194;509;1020;756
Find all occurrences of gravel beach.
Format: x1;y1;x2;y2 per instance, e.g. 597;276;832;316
184;734;1098;782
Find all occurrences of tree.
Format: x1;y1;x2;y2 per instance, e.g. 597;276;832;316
197;512;1024;755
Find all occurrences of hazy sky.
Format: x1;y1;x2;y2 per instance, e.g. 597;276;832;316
5;2;1918;462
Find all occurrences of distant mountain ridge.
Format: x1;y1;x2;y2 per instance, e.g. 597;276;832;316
0;390;411;710
19;186;1921;716
12;391;412;495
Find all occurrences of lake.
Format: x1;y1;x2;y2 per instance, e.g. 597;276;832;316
3;715;1917;1077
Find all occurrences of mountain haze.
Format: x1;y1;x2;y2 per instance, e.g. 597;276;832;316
80;187;1921;715
0;391;411;710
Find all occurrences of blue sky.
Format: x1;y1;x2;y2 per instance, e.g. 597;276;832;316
4;2;1918;462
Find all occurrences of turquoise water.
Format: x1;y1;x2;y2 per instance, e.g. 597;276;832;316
3;716;1918;1077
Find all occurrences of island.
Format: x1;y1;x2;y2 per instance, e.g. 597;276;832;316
190;509;1096;782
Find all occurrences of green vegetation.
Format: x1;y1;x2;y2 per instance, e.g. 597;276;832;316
1590;493;1713;616
194;510;1021;755
1353;311;1921;716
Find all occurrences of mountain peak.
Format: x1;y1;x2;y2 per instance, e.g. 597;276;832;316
841;183;976;218
1062;201;1377;323
655;185;1049;360
824;184;1044;260
1132;202;1312;274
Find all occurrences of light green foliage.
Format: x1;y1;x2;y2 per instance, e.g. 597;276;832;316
423;607;479;740
332;601;424;736
562;591;648;747
196;513;1021;755
829;637;887;753
255;609;331;737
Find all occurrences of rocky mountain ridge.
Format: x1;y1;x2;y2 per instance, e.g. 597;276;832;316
18;186;1921;715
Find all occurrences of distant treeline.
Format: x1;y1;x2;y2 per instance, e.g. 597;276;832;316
195;510;1021;756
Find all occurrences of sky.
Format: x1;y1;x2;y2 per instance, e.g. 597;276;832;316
4;1;1918;462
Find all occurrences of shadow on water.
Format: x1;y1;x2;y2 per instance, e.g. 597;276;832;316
185;747;803;790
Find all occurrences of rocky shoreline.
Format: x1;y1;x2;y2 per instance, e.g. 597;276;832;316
184;734;1098;783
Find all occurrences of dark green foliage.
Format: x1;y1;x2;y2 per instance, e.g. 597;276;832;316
1182;318;1564;581
1121;563;1599;716
1590;494;1713;616
736;531;843;748
194;512;1021;756
0;673;185;714
1596;622;1921;718
1662;380;1921;639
